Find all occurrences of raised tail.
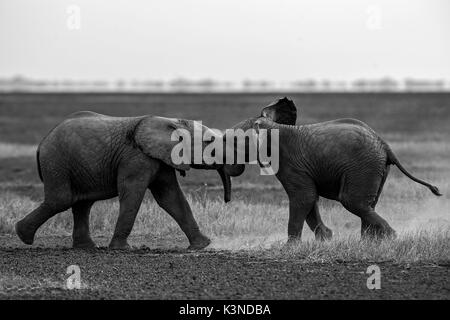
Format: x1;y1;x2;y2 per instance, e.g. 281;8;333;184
386;145;442;196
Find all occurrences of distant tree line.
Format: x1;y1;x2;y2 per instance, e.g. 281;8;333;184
0;75;448;93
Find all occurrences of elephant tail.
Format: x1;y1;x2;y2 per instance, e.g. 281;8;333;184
386;145;442;196
36;147;43;182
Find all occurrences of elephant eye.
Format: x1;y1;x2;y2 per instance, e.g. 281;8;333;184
167;123;178;130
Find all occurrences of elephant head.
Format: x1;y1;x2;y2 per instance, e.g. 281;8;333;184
221;97;298;192
134;99;297;204
133;116;233;202
260;97;297;125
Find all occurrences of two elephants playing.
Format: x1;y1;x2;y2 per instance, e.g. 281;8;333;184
16;98;441;249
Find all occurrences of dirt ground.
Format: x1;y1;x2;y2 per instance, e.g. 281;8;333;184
0;235;448;300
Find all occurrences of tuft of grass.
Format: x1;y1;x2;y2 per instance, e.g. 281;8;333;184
266;228;450;263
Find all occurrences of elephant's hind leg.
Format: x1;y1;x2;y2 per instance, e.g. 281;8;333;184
16;173;73;245
306;203;332;241
340;173;396;239
341;189;395;238
72;201;96;249
16;200;71;245
354;207;396;239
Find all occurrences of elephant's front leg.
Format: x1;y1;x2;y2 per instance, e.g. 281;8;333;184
279;175;318;244
109;169;151;250
287;198;315;244
150;166;210;250
279;175;318;245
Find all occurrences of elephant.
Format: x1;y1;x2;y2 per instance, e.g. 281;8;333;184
222;97;442;242
15;111;236;250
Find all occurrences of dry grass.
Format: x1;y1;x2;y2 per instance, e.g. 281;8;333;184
1;180;449;263
268;229;450;263
0;138;449;263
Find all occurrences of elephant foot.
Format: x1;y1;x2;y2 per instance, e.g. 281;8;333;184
109;238;131;250
15;219;35;245
283;236;302;249
187;235;211;251
315;224;333;241
73;238;97;249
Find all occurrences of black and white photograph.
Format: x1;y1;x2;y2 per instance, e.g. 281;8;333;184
0;0;449;306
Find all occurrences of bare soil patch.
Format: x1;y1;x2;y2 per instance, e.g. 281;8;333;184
0;236;448;300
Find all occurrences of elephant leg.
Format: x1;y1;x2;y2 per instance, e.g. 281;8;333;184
287;199;316;244
109;168;151;250
360;210;396;239
16;201;71;245
343;200;396;239
285;183;317;244
340;170;396;239
16;181;72;245
306;203;332;241
358;167;391;239
72;201;96;249
150;166;210;250
278;173;317;244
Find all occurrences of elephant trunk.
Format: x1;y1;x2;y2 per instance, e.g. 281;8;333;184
190;164;232;202
218;167;231;203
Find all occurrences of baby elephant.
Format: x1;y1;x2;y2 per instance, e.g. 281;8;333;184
223;98;442;241
16;111;233;250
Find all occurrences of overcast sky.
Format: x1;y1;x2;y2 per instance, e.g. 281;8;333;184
1;0;449;82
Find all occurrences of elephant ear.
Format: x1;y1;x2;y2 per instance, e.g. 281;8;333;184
260;97;297;125
132;116;191;171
